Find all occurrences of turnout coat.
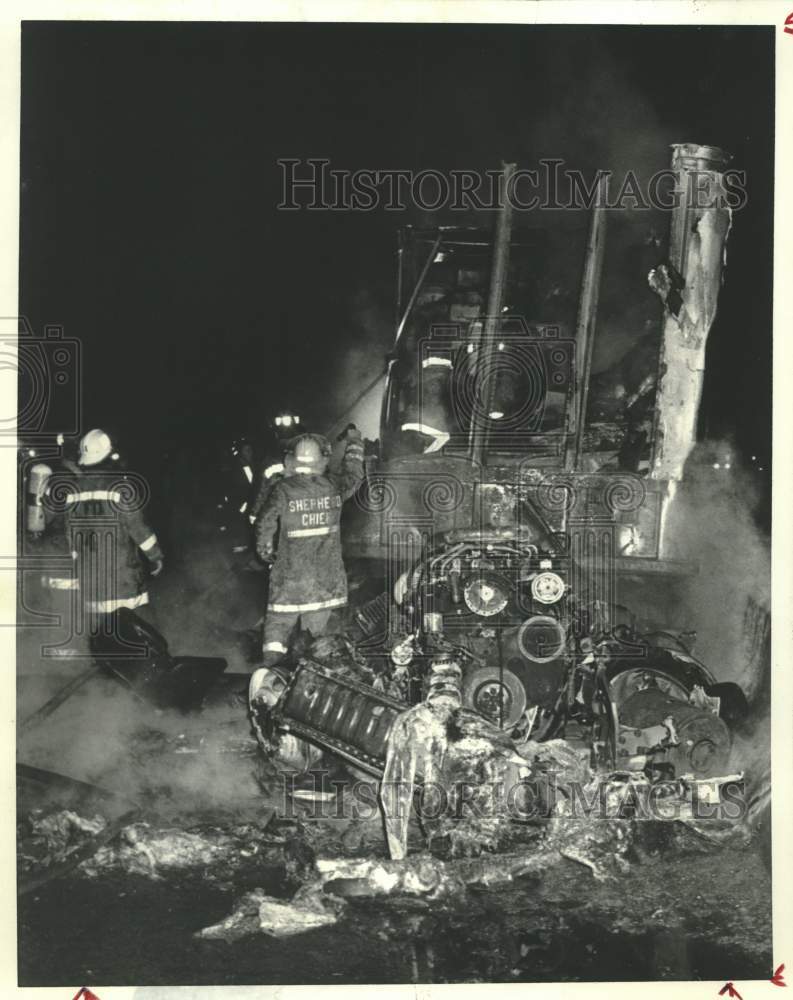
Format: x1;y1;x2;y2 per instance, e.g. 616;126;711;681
63;468;163;613
255;436;364;615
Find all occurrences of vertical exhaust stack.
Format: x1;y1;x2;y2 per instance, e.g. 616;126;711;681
649;143;733;485
567;171;609;472
649;144;733;557
469;162;517;467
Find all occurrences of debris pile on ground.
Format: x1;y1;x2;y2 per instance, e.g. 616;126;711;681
380;654;532;860
81;820;311;880
196;883;344;941
192;847;555;942
18;807;313;886
520;743;634;880
317;850;542;898
545;811;633;881
18;808;107;872
420;708;532;858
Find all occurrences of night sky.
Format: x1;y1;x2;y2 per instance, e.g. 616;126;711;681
19;22;773;470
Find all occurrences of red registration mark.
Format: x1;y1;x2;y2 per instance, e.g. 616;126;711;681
719;984;743;1000
785;11;793;34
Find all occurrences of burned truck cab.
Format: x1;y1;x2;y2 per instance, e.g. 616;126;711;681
350;147;737;606
381;226;573;461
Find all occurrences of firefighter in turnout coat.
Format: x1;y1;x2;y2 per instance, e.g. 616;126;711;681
64;429;164;625
255;427;364;664
248;409;303;526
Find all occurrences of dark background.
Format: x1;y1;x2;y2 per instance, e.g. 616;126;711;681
19;22;774;476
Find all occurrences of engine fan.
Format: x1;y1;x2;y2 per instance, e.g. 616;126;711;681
463;572;510;617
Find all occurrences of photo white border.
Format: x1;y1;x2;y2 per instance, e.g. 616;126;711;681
1;3;789;998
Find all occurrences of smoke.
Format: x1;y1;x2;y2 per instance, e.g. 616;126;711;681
17;520;267;820
18;673;263;822
312;33;683;449
662;439;770;703
661;441;771;785
324;287;392;441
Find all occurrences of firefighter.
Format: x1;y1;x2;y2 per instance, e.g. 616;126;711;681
248;409;302;525
254;426;364;665
64;428;164;631
230;435;256;515
218;434;257;547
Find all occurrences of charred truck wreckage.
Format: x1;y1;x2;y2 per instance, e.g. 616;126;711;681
245;145;762;863
18;143;770;951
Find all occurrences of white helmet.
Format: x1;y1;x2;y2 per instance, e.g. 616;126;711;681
292;434;329;474
78;428;113;466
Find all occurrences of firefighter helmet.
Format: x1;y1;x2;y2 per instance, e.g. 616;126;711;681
292;434;329;474
78;428;113;466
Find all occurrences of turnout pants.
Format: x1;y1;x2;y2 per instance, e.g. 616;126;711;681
261;607;333;664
